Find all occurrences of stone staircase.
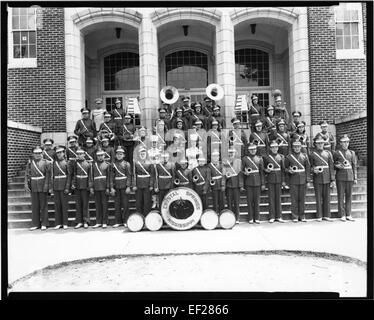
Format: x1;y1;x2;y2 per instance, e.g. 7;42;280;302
8;166;367;229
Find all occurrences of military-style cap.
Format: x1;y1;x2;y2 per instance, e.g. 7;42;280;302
55;146;66;153
101;137;109;142
161;153;169;158
204;97;212;102
157;120;165;125
95;98;103;104
104;112;111;117
297;121;306;127
197;156;206;161
176;118;183;124
319;120;328;127
247;143;257;150
267;105;274;111
269;140;279;147
33;146;43;153
96;149;105;155
231;118;240;124
162;102;170;106
158;107;167;113
313;135;325;144
277;119;286;126
255;120;263;127
150;135;158;142
195;120;203;125
67;135;77;142
175;108;183;113
212;105;220;111
115;98;121;104
195;103;202;108
139;126;147;131
182;97;190;102
124;114;131;119
251;94;258;100
81;108;90;114
116;146;125;153
292;111;302;117
86;137;94;143
211;120;218;125
43;138;54;145
100;129;109;134
180;158;188;164
211;151;220;156
340;134;350;142
139;147;147;153
292;139;302;146
76;148;85;154
275;96;282;102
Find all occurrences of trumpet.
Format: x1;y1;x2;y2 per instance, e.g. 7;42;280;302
267;163;274;170
206;83;224;101
160;86;179;105
343;160;349;167
193;175;199;182
245;167;252;174
210;179;216;186
174;178;180;185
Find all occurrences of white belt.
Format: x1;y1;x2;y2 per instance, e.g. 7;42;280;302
115;176;127;180
159;176;172;179
212;141;221;144
114;117;122;120
94;176;106;180
212;176;222;180
342;166;352;169
319;166;329;169
68;158;77;160
137;174;150;178
248;170;259;173
31;177;45;180
54;176;66;179
76;175;88;178
227;174;238;177
196;182;205;186
293;169;305;172
179;181;189;185
270;168;281;171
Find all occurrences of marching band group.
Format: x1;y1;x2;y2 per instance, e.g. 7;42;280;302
25;88;358;231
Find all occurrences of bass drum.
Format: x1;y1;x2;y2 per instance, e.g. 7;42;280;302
145;210;164;231
219;209;236;229
200;209;219;230
127;212;145;232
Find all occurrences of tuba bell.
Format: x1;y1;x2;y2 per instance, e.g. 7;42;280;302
206;84;224;101
174;178;180;185
317;166;324;173
291;166;298;172
245;167;252;174
210;179;216;186
267;163;274;170
160;86;179;105
193;175;199;182
343;160;349;167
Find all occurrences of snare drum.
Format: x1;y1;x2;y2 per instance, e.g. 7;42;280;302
200;209;219;230
219;209;236;229
127;212;144;232
145;210;164;231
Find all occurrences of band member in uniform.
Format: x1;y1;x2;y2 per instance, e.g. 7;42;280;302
52;146;71;229
272;90;290;127
270;119;291;157
317;120;336;153
111;98;125;127
155;107;170;130
263;105;277;135
25;146;52;231
100;137;115;163
248;94;264;131
291;121;310;155
310;135;336;222
186;133;203;170
207;105;225;131
74;108;96;147
91;149;111;228
229;117;248;158
174;158;192;188
285;139;312;222
249;120;269;157
208;151;225;213
66;135;79;194
170;108;187;130
192;156;211;210
119;114;135;165
99;112;117;147
133;126;149;150
92;98;106;132
190;102;207;130
132;147;154;217
83;137;96;163
42;138;55;162
110;146;132;228
242;143;265;224
155;152;175;207
333;134;357;222
202;96;213;117
263;141;286;223
223;148;244;223
207;120;221;162
71;148;92;229
289;111;302;133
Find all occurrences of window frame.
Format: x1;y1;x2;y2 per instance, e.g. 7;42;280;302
334;2;365;59
7;6;37;68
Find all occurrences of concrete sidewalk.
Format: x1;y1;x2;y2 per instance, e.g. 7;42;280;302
8;218;367;284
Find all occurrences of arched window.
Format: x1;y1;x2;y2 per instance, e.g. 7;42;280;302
235;48;270;87
104;52;139;91
165;50;208;89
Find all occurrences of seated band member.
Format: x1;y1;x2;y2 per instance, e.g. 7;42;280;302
310;135;335;222
242;143;265;224
110;146;132;228
74;108;96;147
285;139;312;223
263;140;286;223
333;134;357;222
155;152;175;207
91;149;111;228
192;156;211;211
223;148;244;223
72;148;92;229
208;151;225;213
25;146;52;231
52;146;71;230
100;137;115;163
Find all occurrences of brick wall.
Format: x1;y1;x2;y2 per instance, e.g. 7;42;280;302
7;128;41;178
307;5;367;125
7;7;66;132
335;117;367;164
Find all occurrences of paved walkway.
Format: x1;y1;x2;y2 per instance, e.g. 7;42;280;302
8;218;367;284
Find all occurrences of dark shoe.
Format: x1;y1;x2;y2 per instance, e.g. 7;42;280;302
323;217;333;222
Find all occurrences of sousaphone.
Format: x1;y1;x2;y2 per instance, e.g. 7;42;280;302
160;86;179;105
206;83;224;101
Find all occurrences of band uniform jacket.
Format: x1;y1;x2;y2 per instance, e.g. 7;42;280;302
72;159;92;190
155;162;175;190
43;149;55;162
333;148;357;181
111;108;125;126
192;165;211;194
264;115;277;134
101;145;115;163
155;118;171;131
52;159;71;191
319;131;336;152
207;128;222;150
248;103;264;127
263;153;285;184
249;131;269;155
190;113;207;130
242;155;265;187
222;158;243;189
208;162;224;191
274;107;290;125
119;122;135;145
91;160;110;191
269;131;291;156
285;152;311;185
228;129;248;156
84;145;96;162
25;159;51;192
99;121;117;140
110;160;132;190
74;118;96;142
289;121;300;133
291;132;310;154
133;159;155;189
207;115;225;131
309;149;335;184
66;146;78;161
174;166;192;188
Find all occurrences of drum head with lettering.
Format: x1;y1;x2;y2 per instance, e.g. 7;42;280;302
200;210;219;230
127;213;144;232
145;211;164;231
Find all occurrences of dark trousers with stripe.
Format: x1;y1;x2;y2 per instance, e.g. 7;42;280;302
114;189;129;224
53;190;68;226
94;190;109;225
289;184;306;220
246;186;261;221
31;192;49;228
211;189;225;213
336;180;353;218
226;188;240;220
135;188;151;216
158;189;170;209
314;183;331;218
75;189;90;224
268;183;282;220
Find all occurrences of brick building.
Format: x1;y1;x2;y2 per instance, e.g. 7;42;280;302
7;4;368;177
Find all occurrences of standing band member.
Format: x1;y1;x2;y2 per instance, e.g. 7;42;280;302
110;147;132;228
263;141;286;223
74;108;96;147
72;148;92;229
25;146;51;231
174;158;192;188
119;114;135;165
333;134;357;222
99;112;117;147
111;98;125;126
242;143;265;224
289;111;302;133
285;140;311;222
192;156;211;210
310;135;335;222
250;120;269;157
66;135;79;194
42;138;55;162
318;120;336;154
91;150;111;228
248;94;264;131
155;152;175;208
52;146;71;229
84;137;96;162
208;151;225;213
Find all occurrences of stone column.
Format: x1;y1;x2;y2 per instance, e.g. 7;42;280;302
138;14;159;130
215;11;236;126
